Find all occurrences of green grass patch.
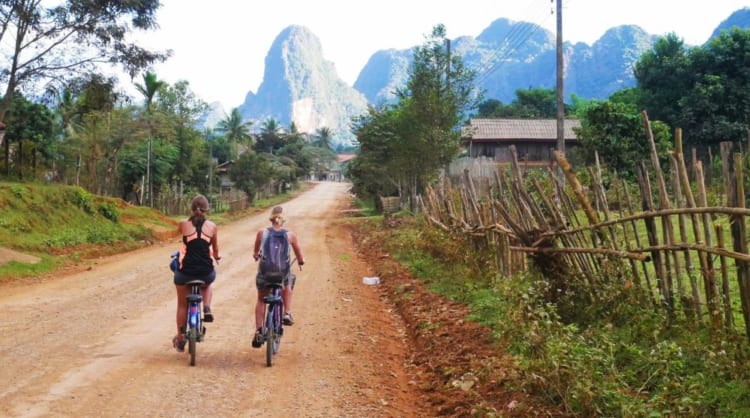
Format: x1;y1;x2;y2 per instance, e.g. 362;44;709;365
0;182;176;280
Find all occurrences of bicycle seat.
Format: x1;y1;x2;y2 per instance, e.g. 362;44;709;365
185;279;207;286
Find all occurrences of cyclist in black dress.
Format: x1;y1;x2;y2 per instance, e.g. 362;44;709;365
172;195;220;352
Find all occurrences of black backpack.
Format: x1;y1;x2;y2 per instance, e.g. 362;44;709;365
260;228;290;281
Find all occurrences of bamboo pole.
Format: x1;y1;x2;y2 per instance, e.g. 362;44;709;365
638;162;671;313
553;151;604;237
674;130;708;323
510;245;649;260
614;175;646;289
669;155;691;319
643;112;676;312
730;152;750;339
721;142;734;208
623;176;657;305
715;225;733;329
531;206;750;234
694;161;721;327
532;177;595;280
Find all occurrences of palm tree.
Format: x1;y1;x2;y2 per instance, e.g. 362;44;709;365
54;88;83;185
256;118;284;154
135;72;165;207
314;127;333;150
215;107;253;157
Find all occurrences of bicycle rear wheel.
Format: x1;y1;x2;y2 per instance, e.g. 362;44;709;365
265;322;275;367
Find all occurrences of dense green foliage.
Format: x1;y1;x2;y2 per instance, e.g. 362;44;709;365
475;88;567;118
359;214;750;416
576;101;672;178
635;29;750;148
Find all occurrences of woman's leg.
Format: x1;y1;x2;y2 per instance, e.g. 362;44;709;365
255;288;269;330
201;284;213;308
175;284;189;336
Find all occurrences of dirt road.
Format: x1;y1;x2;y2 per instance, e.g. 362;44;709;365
0;182;423;417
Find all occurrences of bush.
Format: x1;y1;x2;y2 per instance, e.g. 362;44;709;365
98;202;120;222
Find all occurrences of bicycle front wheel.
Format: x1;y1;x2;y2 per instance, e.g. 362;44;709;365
188;326;197;366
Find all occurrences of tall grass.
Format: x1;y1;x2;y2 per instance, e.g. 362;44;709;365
356;212;750;416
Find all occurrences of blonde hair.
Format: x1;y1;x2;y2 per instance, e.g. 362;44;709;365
270;206;285;225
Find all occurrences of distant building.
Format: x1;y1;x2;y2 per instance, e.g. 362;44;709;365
315;153;355;181
461;118;581;165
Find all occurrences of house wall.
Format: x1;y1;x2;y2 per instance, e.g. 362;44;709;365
470;142;562;162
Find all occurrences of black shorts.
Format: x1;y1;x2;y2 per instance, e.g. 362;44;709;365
256;271;296;290
174;269;216;286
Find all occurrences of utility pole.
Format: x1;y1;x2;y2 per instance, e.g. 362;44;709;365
147;137;152;207
555;0;565;183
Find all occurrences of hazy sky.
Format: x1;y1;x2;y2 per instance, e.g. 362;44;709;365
133;0;750;111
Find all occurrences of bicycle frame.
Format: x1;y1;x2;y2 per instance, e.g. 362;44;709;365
257;258;300;367
262;280;284;367
184;280;206;366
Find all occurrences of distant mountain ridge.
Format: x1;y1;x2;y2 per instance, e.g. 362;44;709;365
218;8;750;147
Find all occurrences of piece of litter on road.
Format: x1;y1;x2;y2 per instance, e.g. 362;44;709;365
362;276;380;285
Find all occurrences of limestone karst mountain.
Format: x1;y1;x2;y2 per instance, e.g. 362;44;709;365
224;8;750;147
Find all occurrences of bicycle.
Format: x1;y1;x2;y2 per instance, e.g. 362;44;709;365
258;259;300;367
183;279;207;366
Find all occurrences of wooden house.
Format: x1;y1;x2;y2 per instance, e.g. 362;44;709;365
461;118;581;165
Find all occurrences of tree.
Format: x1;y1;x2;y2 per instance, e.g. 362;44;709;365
394;24;480;208
135;72;166;207
635;29;750;149
51;74;123;190
512;88;559;117
156;80;209;192
577;100;672;179
633;33;690;132
349;106;402;207
475;88;564;118
678;28;750;147
229;151;276;205
313;127;334;150
350;24;480;210
3;94;54;179
215;108;253;157
254;118;285;154
0;0;169;125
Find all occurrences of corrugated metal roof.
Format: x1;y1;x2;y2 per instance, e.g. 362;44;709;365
461;118;581;142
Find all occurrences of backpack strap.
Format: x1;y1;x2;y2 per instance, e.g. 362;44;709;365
260;227;271;257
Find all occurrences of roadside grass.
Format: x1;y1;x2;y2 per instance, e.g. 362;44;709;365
0;181;312;281
0;182;176;281
354;209;750;417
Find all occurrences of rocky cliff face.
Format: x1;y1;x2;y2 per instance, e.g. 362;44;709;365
229;9;750;147
237;25;368;145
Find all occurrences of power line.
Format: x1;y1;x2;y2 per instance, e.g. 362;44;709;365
472;2;558;88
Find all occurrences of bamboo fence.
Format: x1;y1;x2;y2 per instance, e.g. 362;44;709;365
420;114;750;339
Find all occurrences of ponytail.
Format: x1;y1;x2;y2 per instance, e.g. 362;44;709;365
189;195;209;227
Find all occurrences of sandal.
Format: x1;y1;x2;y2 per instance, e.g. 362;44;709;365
172;335;186;352
282;312;294;326
251;328;263;348
203;306;214;323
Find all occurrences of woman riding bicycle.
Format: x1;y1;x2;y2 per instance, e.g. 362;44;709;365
251;206;304;347
172;195;220;352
